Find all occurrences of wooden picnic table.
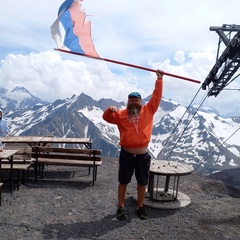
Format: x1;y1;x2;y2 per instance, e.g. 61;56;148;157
0;136;45;147
0;136;92;182
148;160;194;201
0;136;92;148
39;137;92;149
0;149;19;193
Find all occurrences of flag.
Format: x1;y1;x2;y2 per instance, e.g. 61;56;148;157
51;0;201;84
51;0;99;58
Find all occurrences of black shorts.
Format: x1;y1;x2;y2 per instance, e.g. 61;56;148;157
118;148;151;185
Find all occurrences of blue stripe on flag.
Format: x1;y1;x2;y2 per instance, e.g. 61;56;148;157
60;10;85;54
58;0;74;16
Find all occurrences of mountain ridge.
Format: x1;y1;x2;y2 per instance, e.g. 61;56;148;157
1;86;240;176
0;86;49;110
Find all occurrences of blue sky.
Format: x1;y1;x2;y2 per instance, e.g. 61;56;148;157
0;0;240;114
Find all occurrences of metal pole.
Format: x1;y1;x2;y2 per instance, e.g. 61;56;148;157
55;48;201;84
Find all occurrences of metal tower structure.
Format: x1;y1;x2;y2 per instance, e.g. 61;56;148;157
202;24;240;96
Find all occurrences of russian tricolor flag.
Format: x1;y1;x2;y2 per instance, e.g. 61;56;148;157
51;0;99;58
51;0;201;84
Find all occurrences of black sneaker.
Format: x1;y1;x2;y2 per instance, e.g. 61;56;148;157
116;207;126;220
136;207;148;220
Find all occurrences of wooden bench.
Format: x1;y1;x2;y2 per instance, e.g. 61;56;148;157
2;144;33;190
32;147;102;186
0;163;31;190
4;143;32;161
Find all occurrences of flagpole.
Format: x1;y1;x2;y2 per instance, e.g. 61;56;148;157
55;48;201;84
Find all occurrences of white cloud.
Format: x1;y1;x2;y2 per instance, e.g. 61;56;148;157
0;0;240;114
174;51;186;65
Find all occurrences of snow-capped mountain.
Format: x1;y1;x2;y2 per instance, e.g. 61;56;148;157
0;86;48;110
1;87;240;176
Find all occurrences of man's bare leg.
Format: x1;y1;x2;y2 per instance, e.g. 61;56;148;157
136;184;148;219
137;184;146;209
118;183;127;207
116;183;128;220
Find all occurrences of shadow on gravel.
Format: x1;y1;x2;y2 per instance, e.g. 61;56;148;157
41;196;178;239
23;168;95;190
24;178;92;191
39;169;91;180
42;213;130;240
2;168;94;192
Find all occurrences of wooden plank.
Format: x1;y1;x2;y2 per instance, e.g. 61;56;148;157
150;160;193;176
1;159;34;164
1;163;31;170
4;142;31;147
32;147;101;155
32;153;101;161
37;158;102;166
0;136;44;143
39;137;91;144
0;136;92;145
31;148;101;161
0;150;19;158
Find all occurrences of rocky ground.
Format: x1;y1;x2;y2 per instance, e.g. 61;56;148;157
0;157;240;240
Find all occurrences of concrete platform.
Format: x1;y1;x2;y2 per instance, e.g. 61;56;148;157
133;188;191;210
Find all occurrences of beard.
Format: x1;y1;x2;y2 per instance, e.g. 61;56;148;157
127;103;141;117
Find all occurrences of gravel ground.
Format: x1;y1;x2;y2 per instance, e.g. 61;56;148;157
1;157;240;240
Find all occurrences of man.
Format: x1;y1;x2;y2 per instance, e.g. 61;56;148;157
102;69;164;220
0;109;9;137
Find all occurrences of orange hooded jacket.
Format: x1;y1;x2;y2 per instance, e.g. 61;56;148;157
102;77;163;149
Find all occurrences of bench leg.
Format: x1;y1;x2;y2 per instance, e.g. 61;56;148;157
41;164;45;178
94;167;98;181
27;165;31;179
17;170;20;191
34;161;38;182
92;166;98;186
22;169;26;184
16;169;26;190
0;185;2;206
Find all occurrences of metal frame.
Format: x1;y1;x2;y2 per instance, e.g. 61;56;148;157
202;24;240;96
